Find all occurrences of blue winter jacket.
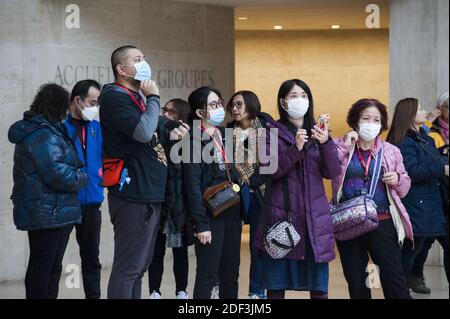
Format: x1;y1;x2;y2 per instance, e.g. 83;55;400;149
397;130;447;237
64;116;104;205
8;111;87;231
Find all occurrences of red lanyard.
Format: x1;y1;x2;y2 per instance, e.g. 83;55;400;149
356;144;375;180
201;124;230;164
81;125;86;149
115;83;146;113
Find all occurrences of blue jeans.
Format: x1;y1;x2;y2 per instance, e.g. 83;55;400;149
248;193;265;297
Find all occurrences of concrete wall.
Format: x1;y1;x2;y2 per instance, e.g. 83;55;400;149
390;0;449;111
236;29;389;141
0;0;234;282
390;0;449;266
235;29;389;200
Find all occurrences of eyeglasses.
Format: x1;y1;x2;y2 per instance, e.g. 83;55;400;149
207;99;224;109
162;107;176;115
230;100;244;110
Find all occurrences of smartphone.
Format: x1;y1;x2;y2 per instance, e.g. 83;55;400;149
317;114;330;130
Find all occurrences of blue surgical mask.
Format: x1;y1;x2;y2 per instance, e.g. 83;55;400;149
133;61;152;81
207;107;225;126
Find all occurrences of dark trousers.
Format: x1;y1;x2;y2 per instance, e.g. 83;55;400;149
248;193;265;297
193;219;242;299
107;194;161;299
148;231;189;295
25;225;73;299
337;219;411;299
74;204;102;299
412;223;449;283
402;236;427;285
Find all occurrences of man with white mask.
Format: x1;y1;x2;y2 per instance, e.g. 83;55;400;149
64;79;104;299
100;45;189;299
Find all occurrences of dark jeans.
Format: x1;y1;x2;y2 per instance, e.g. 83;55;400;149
402;236;427;285
75;204;102;299
411;223;449;283
337;219;411;299
193;219;242;299
148;231;189;295
107;194;161;299
248;193;265;297
25;225;73;299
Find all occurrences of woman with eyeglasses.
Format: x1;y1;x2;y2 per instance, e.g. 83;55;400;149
254;79;340;299
226;91;273;299
386;98;449;287
148;98;194;299
183;87;243;299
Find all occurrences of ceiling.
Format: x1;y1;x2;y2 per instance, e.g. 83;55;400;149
174;0;390;30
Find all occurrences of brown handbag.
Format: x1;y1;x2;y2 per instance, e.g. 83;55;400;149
203;163;241;218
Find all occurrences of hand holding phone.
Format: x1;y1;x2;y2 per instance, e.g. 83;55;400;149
317;114;330;130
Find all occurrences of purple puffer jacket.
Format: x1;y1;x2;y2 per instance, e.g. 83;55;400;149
254;120;341;263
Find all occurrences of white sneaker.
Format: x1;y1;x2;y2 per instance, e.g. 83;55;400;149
211;285;220;299
249;294;267;299
150;291;162;299
176;291;189;299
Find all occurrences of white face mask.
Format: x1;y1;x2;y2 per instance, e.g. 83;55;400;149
133;61;152;82
358;123;381;141
77;102;99;122
285;97;309;119
122;60;152;82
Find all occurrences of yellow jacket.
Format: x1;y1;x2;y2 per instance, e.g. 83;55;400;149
424;121;447;148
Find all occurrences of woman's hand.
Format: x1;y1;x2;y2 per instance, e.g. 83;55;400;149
427;108;442;123
170;121;190;140
343;131;359;147
312;122;330;144
195;231;212;245
382;172;399;186
295;129;308;151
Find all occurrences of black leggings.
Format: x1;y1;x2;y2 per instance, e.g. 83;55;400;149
148;231;189;295
25;226;73;299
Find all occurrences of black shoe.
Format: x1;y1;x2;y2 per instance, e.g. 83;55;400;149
410;275;431;294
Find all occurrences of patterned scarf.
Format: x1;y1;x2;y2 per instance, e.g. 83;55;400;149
233;118;266;195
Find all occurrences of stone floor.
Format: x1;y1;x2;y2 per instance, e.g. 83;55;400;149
0;231;448;299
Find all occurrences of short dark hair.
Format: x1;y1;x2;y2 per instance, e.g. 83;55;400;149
187;86;223;124
347;98;389;132
278;79;316;135
227;90;261;120
70;80;101;102
111;45;138;79
165;98;191;123
30;83;70;123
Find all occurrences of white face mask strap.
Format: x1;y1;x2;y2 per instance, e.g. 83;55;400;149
76;98;85;112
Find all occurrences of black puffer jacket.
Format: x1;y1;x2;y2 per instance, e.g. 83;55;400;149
8;112;87;231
